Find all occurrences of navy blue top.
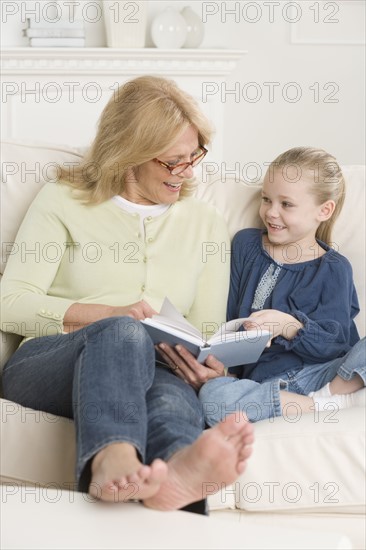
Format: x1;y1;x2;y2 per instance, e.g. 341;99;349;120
227;229;360;382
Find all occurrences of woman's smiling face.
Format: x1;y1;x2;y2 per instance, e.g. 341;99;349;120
121;125;199;205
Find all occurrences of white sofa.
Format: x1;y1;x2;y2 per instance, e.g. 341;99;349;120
1;142;365;549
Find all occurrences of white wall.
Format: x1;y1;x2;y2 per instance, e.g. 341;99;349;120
1;0;365;170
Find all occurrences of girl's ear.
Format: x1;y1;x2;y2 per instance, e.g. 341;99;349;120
318;200;336;221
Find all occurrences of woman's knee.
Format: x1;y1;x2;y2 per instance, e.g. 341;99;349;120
84;316;155;354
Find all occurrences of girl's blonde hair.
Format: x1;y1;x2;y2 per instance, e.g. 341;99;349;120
58;75;213;203
267;147;345;245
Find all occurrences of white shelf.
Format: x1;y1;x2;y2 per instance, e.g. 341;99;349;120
1;48;247;76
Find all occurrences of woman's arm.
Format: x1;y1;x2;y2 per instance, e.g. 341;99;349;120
63;301;156;332
1;184;157;338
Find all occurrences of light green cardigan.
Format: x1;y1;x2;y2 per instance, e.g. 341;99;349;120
1;182;230;339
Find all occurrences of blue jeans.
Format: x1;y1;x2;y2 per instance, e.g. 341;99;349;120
199;337;366;425
2;317;205;495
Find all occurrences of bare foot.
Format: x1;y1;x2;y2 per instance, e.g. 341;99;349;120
143;413;254;511
89;442;168;502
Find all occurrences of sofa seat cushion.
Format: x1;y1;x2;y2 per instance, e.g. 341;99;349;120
233;406;365;513
1;398;364;515
0;398;76;487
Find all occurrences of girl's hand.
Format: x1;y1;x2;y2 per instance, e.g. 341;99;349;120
156;343;225;391
243;309;303;344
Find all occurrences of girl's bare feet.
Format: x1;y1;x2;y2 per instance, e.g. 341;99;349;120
89;442;168;502
143;413;254;511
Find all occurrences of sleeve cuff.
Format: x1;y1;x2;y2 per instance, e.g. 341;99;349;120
276;311;309;350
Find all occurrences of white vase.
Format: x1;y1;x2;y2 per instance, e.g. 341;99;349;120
181;6;204;48
151;8;187;49
103;1;147;48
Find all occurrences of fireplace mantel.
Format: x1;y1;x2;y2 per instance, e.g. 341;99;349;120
1;48;247;160
1;48;246;76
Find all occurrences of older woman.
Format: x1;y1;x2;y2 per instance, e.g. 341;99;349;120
1;76;253;512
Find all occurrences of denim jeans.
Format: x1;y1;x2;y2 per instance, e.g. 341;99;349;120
2;317;205;495
199;337;366;425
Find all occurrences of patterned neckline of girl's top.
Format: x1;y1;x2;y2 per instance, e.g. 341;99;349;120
252;262;283;310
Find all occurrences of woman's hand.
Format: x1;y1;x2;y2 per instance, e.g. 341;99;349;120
111;300;157;321
63;300;157;332
244;309;303;343
156;343;226;391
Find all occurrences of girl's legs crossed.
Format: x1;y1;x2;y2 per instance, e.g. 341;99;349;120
289;338;366;411
199;338;366;428
199;376;283;425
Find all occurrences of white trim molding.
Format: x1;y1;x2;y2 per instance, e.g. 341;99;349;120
0;48;247;76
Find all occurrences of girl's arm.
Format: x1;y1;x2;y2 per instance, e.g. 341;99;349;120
253;257;359;363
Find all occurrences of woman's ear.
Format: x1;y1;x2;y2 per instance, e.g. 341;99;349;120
318;200;336;221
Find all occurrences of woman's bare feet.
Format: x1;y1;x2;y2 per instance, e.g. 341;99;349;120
89;442;168;502
143;412;254;511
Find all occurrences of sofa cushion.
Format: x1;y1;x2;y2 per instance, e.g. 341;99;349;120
0;398;76;488
0;141;83;274
232;406;365;513
1;397;364;515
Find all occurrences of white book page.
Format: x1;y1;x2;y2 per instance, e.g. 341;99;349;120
147;298;270;347
156;297;203;339
208;320;271;345
142;318;205;346
208;318;248;344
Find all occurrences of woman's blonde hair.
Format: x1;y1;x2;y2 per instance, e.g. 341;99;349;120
267;147;345;245
58;75;213;203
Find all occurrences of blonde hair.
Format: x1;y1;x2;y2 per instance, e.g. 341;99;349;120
266;147;345;245
58;75;213;203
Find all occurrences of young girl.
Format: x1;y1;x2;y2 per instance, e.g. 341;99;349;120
199;147;365;424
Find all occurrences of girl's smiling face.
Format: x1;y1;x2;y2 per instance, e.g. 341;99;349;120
260;168;333;250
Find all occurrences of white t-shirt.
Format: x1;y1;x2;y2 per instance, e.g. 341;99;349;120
112;195;170;237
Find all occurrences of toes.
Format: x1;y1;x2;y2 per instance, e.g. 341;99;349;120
148;460;168;486
116;476;128;488
239;444;253;461
237;459;249;475
127;465;150;484
217;412;247;438
242;430;255;445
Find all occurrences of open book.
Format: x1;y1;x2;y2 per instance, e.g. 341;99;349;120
142;298;271;368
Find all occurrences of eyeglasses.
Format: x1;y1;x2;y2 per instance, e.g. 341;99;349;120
153;145;208;176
